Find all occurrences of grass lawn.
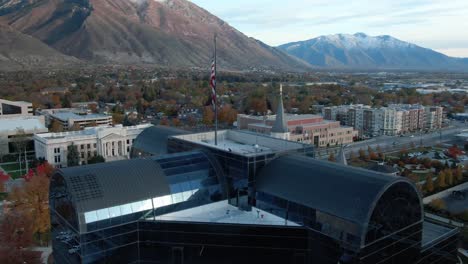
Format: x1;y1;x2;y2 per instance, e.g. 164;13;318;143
0;162;31;179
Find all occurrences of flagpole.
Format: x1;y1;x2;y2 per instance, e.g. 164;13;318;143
214;33;218;146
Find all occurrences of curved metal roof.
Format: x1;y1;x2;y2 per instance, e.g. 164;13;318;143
56;159;170;215
256;155;420;227
131;125;188;157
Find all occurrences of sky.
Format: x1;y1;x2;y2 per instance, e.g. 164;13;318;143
190;0;468;58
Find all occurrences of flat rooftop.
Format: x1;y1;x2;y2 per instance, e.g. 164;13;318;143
50;111;111;121
36;124;151;140
149;200;300;227
172;130;309;157
0;116;47;133
240;114;323;122
421;220;459;250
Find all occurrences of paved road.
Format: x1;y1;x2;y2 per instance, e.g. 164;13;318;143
315;121;468;159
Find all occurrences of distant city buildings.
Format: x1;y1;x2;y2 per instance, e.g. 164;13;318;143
37;108;113;130
323;104;443;137
34;124;152;167
0;98;33;118
238;85;357;147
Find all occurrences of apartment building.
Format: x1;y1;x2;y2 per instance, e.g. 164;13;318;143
323;104;443;137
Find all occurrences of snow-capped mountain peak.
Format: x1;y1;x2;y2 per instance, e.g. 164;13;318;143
278;32;468;70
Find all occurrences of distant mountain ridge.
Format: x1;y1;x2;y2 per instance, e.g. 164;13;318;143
0;0;310;71
278;33;468;71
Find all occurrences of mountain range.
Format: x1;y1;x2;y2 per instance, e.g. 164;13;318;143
0;22;79;70
0;0;308;71
0;0;466;72
278;33;468;71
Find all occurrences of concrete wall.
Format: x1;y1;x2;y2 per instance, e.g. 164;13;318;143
423;182;468;204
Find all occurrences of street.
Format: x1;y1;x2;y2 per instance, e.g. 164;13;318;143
314;120;468;159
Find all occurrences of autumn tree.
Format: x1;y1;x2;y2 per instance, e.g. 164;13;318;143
437;170;447;189
454;167;463;182
171;118;181;127
369;151;379;161
159;117;169;126
218;104;238;125
429;198;446;212
112;113;125;125
202;106;214;126
187;115;197;127
7;163;52;246
0;171;10;193
67;144;80;167
328;153;336;162
446;169;454;186
50;119;64;133
0;211;41;264
349;151;357;162
358;149;367;161
424;174;434;193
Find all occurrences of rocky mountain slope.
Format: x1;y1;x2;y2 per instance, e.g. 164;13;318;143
0;0;309;71
0;22;79;71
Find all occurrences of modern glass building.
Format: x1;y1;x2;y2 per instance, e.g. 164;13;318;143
50;129;460;264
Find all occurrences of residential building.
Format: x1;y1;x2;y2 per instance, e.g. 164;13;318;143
34;124;152;167
0;99;33;118
38;108;113;130
49;127;459;264
0;116;48;155
322;105;371;136
324;104;443;136
362;108;383;137
426;106;444;129
238;85;357;147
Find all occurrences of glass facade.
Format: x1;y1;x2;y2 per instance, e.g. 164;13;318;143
50;141;460;264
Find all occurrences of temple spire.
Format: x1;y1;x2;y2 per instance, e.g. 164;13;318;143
336;145;348;166
271;84;289;134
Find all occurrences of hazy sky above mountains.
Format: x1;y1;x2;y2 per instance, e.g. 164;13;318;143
191;0;468;57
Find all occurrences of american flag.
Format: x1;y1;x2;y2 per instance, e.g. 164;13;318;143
210;59;216;107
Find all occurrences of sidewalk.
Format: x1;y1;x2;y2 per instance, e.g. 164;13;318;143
29;247;52;264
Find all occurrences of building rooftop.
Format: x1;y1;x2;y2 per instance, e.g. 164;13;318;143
0;116;47;133
421;220;459;250
240;113;323;122
51;111;111;122
172;130;309;157
150;200;300;226
35;124;152;141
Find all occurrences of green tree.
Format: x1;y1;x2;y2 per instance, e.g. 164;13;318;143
67;144;80;167
88;155;105;164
